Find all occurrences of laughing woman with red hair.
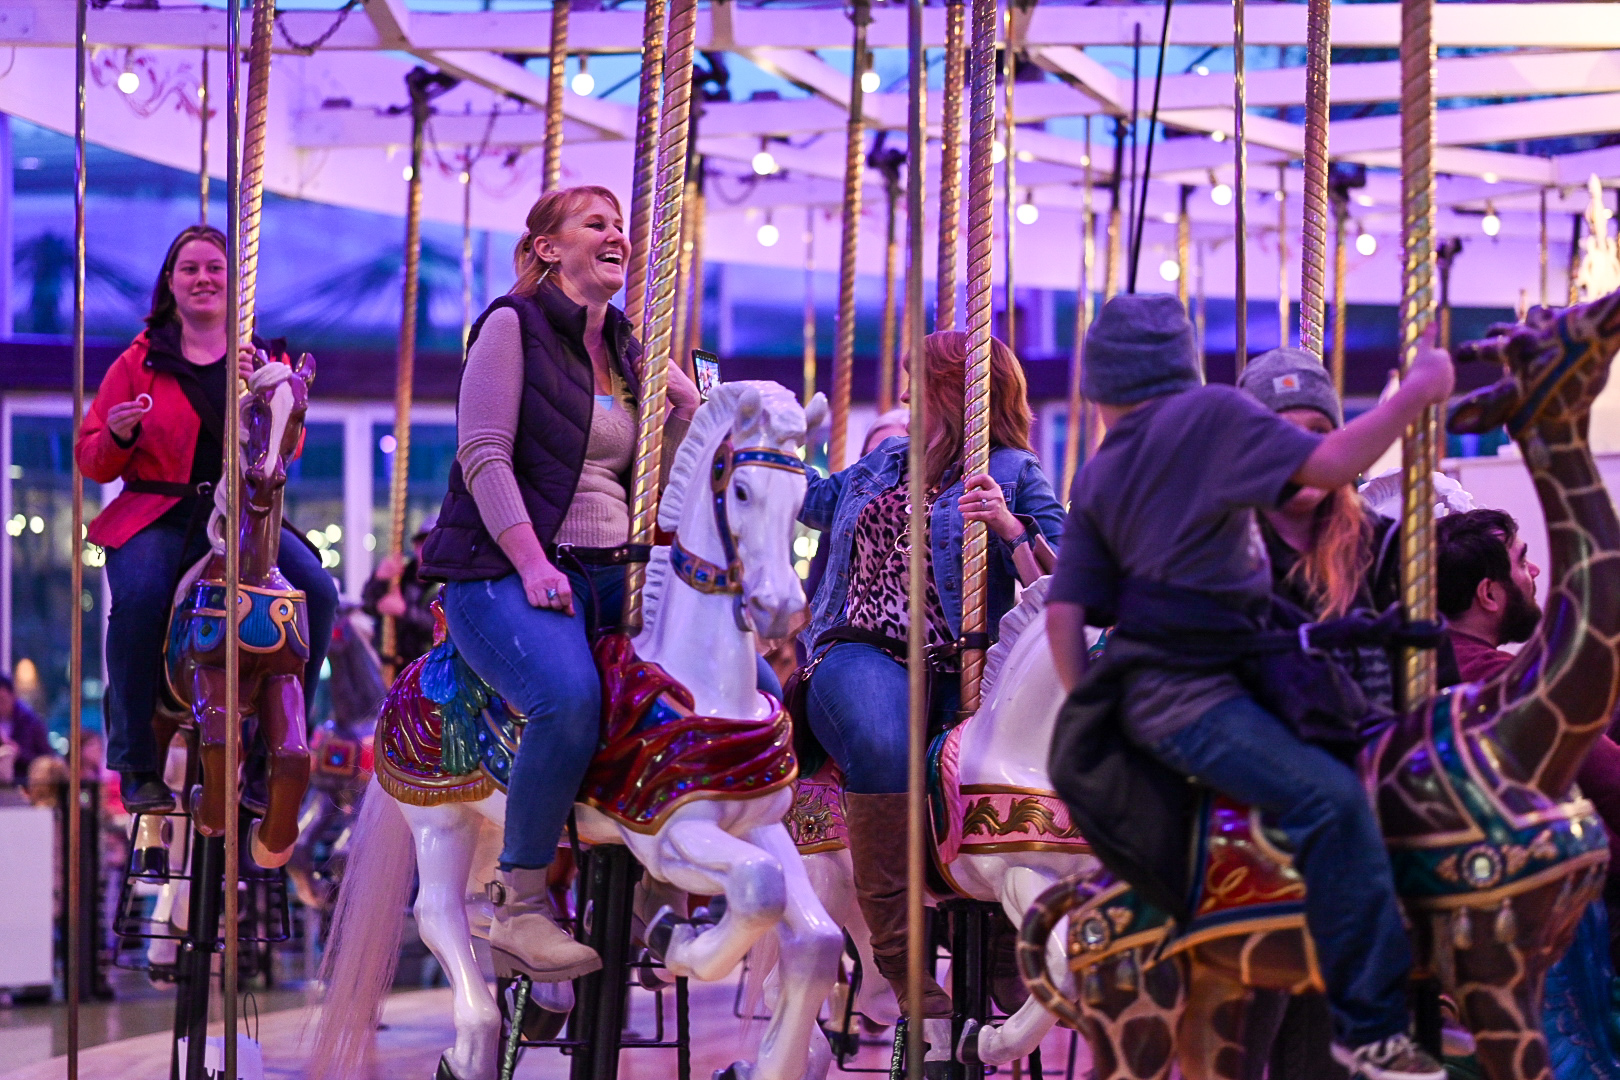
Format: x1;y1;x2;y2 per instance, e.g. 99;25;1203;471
794;331;1065;1016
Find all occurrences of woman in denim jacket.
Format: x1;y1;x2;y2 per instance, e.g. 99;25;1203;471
796;330;1064;1016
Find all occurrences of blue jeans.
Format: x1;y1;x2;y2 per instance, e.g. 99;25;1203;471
104;520;340;776
805;642;960;794
444;565;782;870
1147;695;1413;1047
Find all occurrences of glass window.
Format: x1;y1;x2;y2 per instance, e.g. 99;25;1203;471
371;423;457;558
8;415;104;736
284;421;346;575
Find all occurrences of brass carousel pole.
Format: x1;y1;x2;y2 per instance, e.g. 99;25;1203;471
462;156;475;350
937;0;966;330
625;0;699;627
381;70;432;680
1539;187;1549;308
803;206;817;405
1276;165;1288;347
685;179;706;368
1398;0;1438;706
1233;0;1249;373
959;0;995;716
68;4;86;1074
880;171;900;414
1105;120;1123;301
543;0;570;192
1176;184;1191;309
199;49;209;225
903;0;929;1070
672;170;696;374
1061;119;1094;499
624;0;666;333
829;0;872;472
1299;0;1331;359
1001;5;1016;350
1332;193;1348;395
227;7;276;1073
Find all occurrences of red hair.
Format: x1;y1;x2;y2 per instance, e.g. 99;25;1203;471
916;331;1035;491
510;185;622;297
1289;487;1372;619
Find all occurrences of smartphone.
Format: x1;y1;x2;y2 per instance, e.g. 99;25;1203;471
693;350;722;400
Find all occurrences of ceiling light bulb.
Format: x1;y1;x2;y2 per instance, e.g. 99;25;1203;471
571;71;596;96
991;142;1006;165
1159;259;1181;282
1482;172;1499;185
757;222;780;247
861;70;881;95
1482;210;1501;237
1194;64;1210;77
1210;129;1226;143
1016;202;1039;225
1355;232;1377;256
117;71;140;95
1162;211;1179;224
1355;193;1375;207
752;149;778;176
402;165;414;182
458;170;470;185
1211;183;1233;206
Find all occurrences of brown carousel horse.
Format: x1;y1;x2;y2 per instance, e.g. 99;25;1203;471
160;354;318;869
1019;291;1620;1080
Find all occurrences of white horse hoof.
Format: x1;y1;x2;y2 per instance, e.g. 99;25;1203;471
955;1019;983;1065
248;819;292;869
712;1063;753;1080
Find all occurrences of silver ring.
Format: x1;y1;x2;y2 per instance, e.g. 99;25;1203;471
546;588;559;601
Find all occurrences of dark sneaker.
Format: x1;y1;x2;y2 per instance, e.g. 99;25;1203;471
120;773;175;814
1331;1034;1447;1080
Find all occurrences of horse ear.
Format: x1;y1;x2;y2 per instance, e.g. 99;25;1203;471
1447;378;1520;435
736;385;764;434
804;392;828;435
296;352;317;387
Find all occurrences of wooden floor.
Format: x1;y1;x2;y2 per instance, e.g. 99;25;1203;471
0;977;1087;1079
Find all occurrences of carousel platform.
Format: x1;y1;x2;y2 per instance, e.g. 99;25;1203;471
0;974;1084;1079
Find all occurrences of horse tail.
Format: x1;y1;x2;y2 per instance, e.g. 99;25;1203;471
306;776;415;1080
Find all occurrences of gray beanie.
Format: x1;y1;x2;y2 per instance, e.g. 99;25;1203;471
1080;294;1202;406
1238;347;1343;427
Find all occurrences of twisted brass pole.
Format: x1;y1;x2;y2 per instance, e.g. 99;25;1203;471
1233;0;1248;373
1177;184;1190;309
903;0;929;1069
67;5;86;1076
1539;187;1549;308
462;160;474;350
625;0;698;627
1332;195;1348;396
1105;203;1120;301
1299;0;1331;358
960;0;996;714
803;206;817;405
225;7;274;1073
199;49;209;224
624;0;666;333
1276;165;1288;349
1398;0;1438;708
382;71;431;678
672;174;697;372
1001;6;1016;352
543;0;570;192
880;175;900;414
683;181;706;369
937;0;966;330
1062;120;1094;499
829;0;871;472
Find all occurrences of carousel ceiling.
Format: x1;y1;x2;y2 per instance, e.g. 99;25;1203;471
5;1;1619;306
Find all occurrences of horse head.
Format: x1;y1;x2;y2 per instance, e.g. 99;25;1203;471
659;381;825;641
1449;288;1620;441
239;351;315;508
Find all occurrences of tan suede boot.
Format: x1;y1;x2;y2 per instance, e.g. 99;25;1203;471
488;868;602;982
844;792;953;1018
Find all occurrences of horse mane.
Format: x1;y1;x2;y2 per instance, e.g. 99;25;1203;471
639;545;674;635
979;575;1051;704
205;360;295;553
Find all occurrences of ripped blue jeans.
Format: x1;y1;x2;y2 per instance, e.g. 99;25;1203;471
443;566;781;869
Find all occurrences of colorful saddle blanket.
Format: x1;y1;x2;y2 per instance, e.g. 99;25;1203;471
786;761;849;854
165;578;310;701
375;626;798;828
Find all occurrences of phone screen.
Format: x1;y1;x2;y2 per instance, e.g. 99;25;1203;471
693;350;721;400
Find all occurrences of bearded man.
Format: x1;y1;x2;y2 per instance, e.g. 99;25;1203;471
1436;508;1542;682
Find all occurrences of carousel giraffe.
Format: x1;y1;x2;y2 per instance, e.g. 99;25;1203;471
1019;288;1620;1080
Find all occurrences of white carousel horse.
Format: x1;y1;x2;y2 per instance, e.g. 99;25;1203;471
785;578;1092;1066
311;382;844;1080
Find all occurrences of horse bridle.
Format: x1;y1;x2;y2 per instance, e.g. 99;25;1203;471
668;436;804;630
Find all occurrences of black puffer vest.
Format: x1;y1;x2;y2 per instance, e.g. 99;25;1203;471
420;282;643;581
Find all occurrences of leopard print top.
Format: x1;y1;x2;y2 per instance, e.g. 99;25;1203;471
842;479;953;647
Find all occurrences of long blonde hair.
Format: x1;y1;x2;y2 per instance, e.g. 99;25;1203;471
510;185;622;297
1288;486;1372;619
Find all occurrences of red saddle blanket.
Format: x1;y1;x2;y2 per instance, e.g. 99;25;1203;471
579;634;798;833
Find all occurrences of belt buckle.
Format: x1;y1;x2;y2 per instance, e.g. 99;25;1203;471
196;481;213;497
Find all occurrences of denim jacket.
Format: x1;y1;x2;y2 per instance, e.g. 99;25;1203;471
798;438;1066;656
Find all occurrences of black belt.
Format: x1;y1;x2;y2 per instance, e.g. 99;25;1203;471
550;543;652;567
124;479;214;498
814;625;989;674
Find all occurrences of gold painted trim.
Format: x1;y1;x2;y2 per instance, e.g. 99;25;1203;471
583;768;799;835
1404;848;1609;913
1163;913;1307;959
796;840;848;855
376;762;495;807
960;783;1065;798
957;840;1093;855
1069;928;1172;971
1382;690;1488;850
